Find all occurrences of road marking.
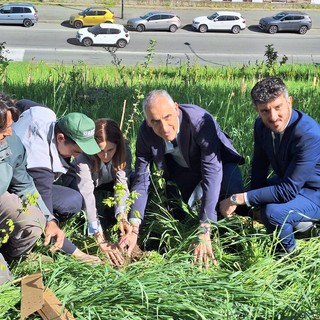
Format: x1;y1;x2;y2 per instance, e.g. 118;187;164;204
4;47;320;65
6;47;320;57
4;48;25;61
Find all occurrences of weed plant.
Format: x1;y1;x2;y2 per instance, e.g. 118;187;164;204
0;49;320;319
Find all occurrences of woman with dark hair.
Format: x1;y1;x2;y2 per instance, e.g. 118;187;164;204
66;118;132;265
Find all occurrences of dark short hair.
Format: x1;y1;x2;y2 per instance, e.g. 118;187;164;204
0;92;20;131
54;122;77;145
251;77;289;106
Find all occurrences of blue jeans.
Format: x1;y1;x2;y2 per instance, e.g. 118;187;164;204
260;195;320;252
52;184;83;222
187;162;245;204
52;185;82;254
166;161;245;220
220;162;245;198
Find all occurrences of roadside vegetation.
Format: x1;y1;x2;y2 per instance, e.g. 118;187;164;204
1;0;319;10
0;42;320;319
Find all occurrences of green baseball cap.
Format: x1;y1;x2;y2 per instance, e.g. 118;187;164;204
58;113;100;155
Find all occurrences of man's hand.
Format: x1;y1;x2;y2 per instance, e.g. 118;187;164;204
219;197;237;218
118;224;139;257
219;193;246;218
44;220;65;252
99;242;125;266
192;225;217;270
117;213;132;237
94;231;125;266
72;248;102;265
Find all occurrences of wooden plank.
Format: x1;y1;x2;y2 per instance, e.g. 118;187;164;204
37;288;76;320
20;272;44;320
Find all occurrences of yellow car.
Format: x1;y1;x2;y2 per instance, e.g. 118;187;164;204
69;7;114;29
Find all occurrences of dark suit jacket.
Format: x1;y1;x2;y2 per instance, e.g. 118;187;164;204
129;104;244;222
248;109;320;206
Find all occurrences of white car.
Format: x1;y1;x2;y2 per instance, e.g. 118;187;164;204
76;23;130;48
192;11;246;34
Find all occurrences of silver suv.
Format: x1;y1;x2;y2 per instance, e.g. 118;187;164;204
0;3;38;27
127;11;181;32
259;11;312;34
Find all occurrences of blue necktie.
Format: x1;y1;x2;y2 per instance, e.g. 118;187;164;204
171;139;178;148
274;133;281;154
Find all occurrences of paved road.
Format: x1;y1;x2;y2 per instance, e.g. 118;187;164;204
1;5;320;66
36;5;320;28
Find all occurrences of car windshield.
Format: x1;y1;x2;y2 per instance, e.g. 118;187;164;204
208;13;219;20
79;8;91;15
272;12;286;20
140;12;154;19
88;25;101;34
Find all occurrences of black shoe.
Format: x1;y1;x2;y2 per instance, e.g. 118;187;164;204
275;247;299;260
311;224;320;237
295;221;315;239
275;251;292;260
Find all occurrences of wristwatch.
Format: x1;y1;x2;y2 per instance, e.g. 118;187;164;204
230;194;239;205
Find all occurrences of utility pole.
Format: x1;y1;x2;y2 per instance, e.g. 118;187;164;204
121;0;124;19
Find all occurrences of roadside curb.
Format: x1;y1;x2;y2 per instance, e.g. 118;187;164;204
36;1;320;10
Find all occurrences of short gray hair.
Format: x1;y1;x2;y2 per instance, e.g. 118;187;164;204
142;90;175;117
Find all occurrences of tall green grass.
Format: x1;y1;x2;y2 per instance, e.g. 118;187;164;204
1;59;320;319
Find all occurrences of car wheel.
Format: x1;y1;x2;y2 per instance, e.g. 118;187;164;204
231;25;241;34
23;19;32;27
136;24;145;32
117;39;127;48
82;38;93;47
169;24;178;33
105;21;112;24
268;25;278;34
199;24;208;33
74;20;83;29
299;25;308;35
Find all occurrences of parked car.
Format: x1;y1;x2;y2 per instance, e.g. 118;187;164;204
259;11;312;34
192;11;246;34
127;11;181;32
69;7;114;29
0;2;38;27
76;23;130;48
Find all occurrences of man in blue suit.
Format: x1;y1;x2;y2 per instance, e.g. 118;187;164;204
120;89;245;268
220;77;320;255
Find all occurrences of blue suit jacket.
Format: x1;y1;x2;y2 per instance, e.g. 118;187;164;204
248;109;320;206
129;104;244;222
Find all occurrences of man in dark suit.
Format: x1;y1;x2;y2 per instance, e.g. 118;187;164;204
120;89;245;269
220;77;320;255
